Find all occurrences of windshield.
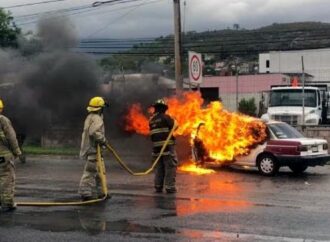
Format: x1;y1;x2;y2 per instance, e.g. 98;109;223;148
268;123;305;139
269;89;317;107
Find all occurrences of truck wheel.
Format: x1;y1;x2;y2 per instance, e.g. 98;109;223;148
289;164;308;174
257;154;279;176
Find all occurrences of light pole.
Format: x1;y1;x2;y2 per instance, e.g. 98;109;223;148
231;61;240;112
236;67;239;111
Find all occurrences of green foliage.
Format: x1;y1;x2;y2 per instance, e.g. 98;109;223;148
238;98;257;117
0;8;21;48
99;54;157;73
23;145;78;155
100;22;330;77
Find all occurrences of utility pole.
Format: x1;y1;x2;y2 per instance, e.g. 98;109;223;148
231;58;240;112
173;0;183;93
235;66;239;111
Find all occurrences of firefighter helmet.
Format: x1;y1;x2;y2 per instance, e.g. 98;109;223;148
87;96;108;112
153;99;167;107
0;99;3;110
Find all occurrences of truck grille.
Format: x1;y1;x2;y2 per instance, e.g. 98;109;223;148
272;115;299;125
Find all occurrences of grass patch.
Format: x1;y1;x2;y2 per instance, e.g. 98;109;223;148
23;145;79;156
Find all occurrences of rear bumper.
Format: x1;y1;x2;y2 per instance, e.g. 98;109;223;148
276;154;330;166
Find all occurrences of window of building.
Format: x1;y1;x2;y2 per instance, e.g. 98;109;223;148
266;60;270;68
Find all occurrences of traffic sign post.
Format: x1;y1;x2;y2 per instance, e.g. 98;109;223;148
189;51;203;85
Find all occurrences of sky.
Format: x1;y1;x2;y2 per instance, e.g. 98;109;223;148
1;0;330;39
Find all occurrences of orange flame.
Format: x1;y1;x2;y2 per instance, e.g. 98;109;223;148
125;91;267;163
178;161;215;175
124;104;150;135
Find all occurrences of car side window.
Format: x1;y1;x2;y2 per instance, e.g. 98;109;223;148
266;127;273;139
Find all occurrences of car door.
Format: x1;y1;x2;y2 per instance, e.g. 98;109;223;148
234;125;272;167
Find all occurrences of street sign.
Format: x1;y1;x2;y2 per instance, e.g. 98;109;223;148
189;51;203;84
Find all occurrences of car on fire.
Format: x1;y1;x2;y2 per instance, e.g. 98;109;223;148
192;120;330;175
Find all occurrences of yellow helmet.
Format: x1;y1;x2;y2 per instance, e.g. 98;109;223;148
87;96;108;112
0;99;4;110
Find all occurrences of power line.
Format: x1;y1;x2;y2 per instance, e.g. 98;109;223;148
15;0;157;26
77;26;330;44
13;0;145;20
14;4;91;20
3;0;69;9
80;45;330;54
92;0;130;7
85;0;160;38
81;38;157;42
76;34;330;50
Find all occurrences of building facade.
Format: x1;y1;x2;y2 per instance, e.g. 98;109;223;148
259;48;330;82
200;74;291;112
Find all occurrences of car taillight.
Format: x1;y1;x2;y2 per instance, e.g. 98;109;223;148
298;145;308;152
323;143;328;150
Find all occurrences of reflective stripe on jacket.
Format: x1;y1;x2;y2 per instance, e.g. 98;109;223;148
149;112;175;156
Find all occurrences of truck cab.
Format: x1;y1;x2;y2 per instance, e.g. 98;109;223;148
261;86;325;125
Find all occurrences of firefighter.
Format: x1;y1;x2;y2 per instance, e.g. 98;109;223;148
0;99;22;212
149;99;178;193
79;96;109;201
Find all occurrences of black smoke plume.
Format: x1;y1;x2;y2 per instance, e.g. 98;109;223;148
0;17;100;142
0;16;170;145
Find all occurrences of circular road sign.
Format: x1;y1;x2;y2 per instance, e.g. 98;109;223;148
190;54;202;82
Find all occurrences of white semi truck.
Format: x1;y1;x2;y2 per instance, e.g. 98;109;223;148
261;85;330;126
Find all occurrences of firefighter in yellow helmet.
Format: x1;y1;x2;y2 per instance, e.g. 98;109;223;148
149;99;178;193
0;99;22;212
78;96;109;201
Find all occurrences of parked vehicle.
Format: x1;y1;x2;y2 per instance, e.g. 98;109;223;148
261;85;330;126
192;121;330;175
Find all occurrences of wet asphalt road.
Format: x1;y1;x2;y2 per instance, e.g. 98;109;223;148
0;156;330;242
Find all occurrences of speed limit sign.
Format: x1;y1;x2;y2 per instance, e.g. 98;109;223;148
189;51;203;84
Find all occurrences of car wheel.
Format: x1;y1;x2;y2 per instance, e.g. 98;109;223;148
257;154;279;176
289;164;308;174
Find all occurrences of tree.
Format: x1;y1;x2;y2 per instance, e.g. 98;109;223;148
99;54;145;73
0;8;20;48
238;98;257;117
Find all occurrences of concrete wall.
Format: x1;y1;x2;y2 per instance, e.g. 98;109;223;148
302;127;330;146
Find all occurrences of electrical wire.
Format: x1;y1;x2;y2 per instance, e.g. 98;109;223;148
77;45;330;56
77;27;330;44
15;0;160;27
13;0;144;21
85;0;158;38
14;4;92;20
3;0;69;9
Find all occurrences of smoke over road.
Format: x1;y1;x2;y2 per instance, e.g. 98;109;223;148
0;16;169;144
0;16;100;141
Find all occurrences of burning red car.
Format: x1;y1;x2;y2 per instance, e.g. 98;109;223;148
193;121;330;175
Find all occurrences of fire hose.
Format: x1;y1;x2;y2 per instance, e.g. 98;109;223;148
106;124;177;176
16;145;108;206
16;125;176;206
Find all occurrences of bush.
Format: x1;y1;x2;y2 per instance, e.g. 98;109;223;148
238;98;257;116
